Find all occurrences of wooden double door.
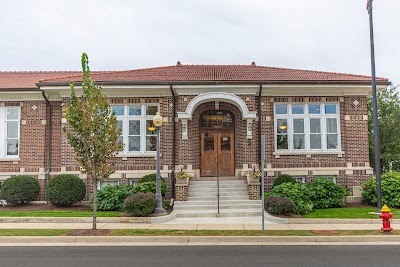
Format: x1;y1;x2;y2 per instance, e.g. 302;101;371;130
200;132;234;177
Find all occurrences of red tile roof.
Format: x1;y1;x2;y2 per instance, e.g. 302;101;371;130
0;71;82;90
40;64;389;85
0;64;390;90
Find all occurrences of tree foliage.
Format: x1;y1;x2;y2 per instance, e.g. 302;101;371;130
63;53;124;229
368;85;400;172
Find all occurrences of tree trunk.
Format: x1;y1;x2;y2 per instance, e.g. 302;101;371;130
92;180;97;230
92;162;97;230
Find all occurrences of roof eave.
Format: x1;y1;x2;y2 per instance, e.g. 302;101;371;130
37;80;390;87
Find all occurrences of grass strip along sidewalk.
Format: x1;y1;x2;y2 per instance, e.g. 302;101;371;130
0;210;122;217
0;229;399;236
304;207;400;219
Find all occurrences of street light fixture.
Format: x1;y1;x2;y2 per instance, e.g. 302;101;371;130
153;112;166;213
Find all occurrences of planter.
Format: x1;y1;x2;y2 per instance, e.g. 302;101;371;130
247;174;260;184
175;177;189;185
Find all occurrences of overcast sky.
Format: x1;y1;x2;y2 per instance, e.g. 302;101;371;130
0;0;398;85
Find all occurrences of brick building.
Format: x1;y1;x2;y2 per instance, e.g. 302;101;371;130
0;63;389;200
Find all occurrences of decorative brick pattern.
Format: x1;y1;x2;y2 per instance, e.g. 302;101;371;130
175;185;188;201
248;184;261;200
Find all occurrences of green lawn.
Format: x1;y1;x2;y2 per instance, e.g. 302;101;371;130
0;210;122;217
304;207;399;219
0;229;70;236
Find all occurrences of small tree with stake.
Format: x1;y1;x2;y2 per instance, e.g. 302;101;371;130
63;53;123;230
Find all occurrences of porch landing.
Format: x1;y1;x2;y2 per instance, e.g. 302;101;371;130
193;176;246;181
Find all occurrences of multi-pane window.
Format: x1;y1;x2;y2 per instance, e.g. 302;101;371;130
294;177;306;183
315;176;337;184
274;103;340;152
98;180;119;190
0;107;20;158
111;104;159;154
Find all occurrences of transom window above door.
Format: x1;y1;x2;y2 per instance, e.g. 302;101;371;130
201;111;234;130
274;103;341;152
111;104;159;154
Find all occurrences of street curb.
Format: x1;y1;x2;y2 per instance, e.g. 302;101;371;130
0;235;400;244
0;217;398;225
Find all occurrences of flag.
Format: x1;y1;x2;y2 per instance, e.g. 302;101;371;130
366;0;372;14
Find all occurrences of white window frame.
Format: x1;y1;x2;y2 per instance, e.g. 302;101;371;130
274;103;341;152
129;178;140;185
112;104;159;155
97;180;120;190
0;107;21;158
294;176;306;183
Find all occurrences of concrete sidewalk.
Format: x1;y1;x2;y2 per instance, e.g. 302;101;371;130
0;222;393;231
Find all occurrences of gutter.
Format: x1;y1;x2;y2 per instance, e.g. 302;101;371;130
170;85;177;200
41;91;52;202
36;80;391;87
258;85;262;170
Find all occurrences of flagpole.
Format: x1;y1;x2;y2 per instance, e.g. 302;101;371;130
368;0;382;211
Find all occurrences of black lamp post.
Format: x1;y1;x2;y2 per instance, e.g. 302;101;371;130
153;112;166;213
368;0;382;210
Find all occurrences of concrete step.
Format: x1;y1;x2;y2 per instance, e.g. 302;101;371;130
175;209;262;218
174;204;262;211
194;177;246;181
186;196;250;201
188;188;248;193
188;192;249;197
189;184;247;189
174;200;261;206
190;180;246;184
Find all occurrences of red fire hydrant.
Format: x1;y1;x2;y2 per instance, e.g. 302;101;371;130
379;204;393;232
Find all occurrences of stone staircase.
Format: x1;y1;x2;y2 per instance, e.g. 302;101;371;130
173;180;263;218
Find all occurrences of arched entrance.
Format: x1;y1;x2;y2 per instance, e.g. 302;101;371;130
200;110;235;177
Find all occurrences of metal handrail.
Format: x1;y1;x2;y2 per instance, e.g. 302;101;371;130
216;156;220;216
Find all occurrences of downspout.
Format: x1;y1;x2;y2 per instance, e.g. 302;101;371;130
41;91;52;202
170;85;176;200
258;85;262;169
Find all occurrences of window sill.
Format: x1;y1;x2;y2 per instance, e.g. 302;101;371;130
0;158;20;162
273;151;344;156
116;153;157;158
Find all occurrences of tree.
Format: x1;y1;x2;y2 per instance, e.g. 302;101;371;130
368;85;400;173
63;53;123;229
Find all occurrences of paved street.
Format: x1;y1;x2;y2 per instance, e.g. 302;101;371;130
0;246;399;267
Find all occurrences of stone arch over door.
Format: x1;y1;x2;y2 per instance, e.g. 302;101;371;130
190;101;254;175
177;92;257;140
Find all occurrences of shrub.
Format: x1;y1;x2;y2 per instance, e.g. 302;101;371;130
46;174;86;207
305;177;349;209
272;174;296;188
139;173;165;183
90;184;135;211
0;175;40;205
264;196;296;215
362;171;400;208
134;181;167;196
266;182;313;215
123;192;156;217
138;173;167;196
